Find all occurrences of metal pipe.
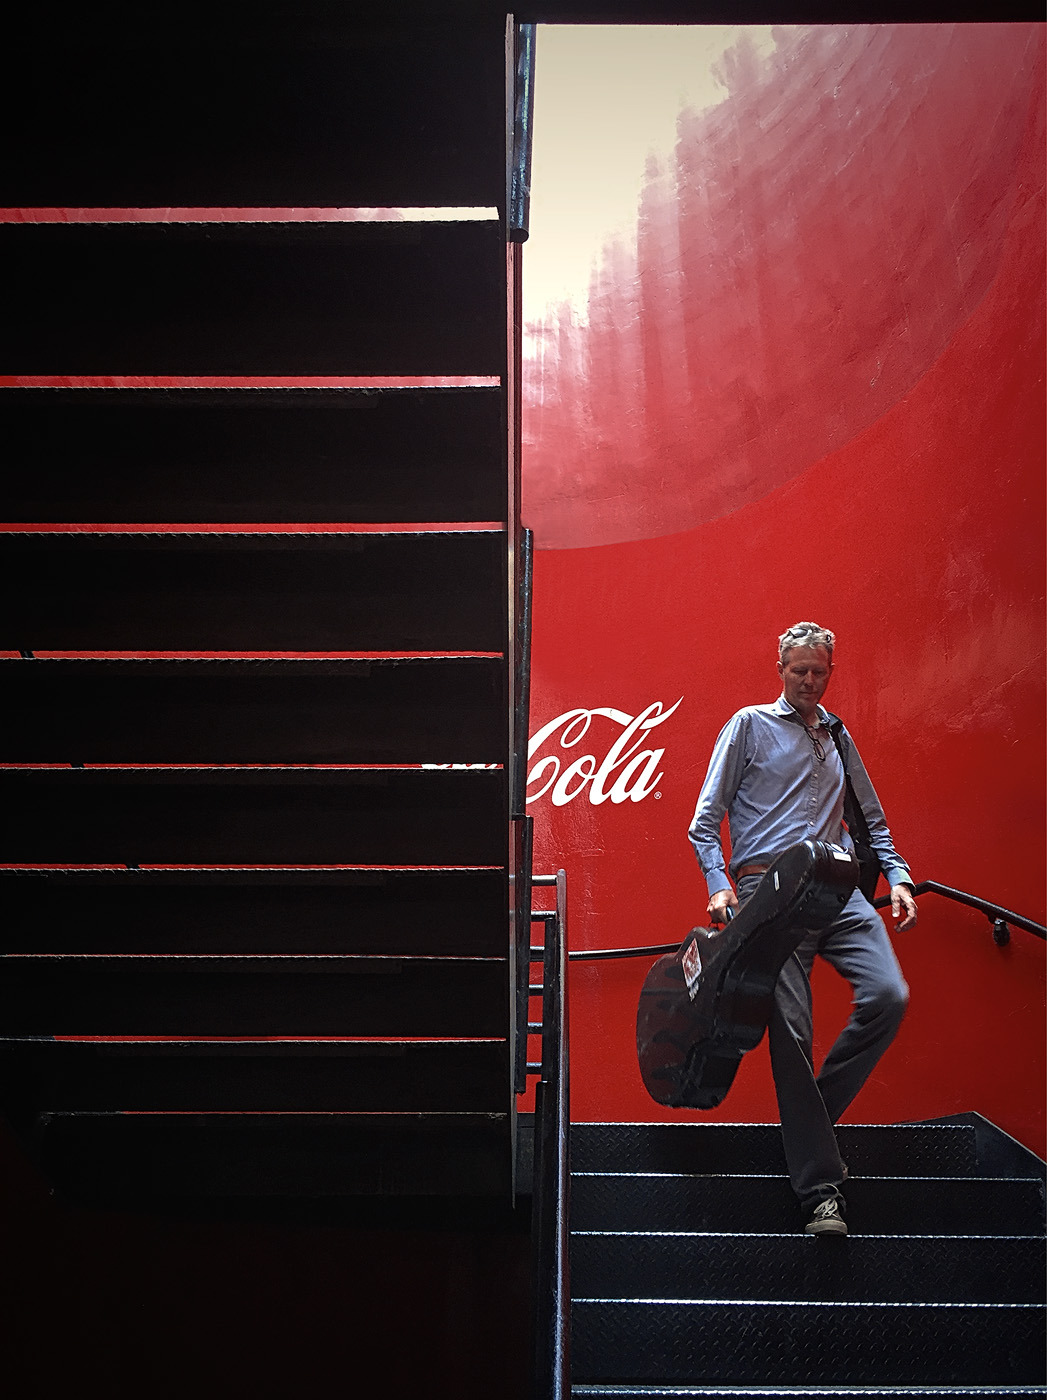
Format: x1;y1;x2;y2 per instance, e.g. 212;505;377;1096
569;942;678;961
570;879;1045;961
872;879;1046;939
509;23;536;243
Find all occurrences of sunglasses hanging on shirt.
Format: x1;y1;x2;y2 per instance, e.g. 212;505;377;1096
803;724;826;761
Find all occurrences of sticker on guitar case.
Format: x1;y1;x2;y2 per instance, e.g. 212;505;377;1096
681;938;703;1000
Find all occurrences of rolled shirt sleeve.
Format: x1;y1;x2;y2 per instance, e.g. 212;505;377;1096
688;712;751;897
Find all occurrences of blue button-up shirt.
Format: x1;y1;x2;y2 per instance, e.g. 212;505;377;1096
688;694;913;896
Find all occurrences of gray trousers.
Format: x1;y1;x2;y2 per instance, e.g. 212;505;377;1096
736;875;910;1214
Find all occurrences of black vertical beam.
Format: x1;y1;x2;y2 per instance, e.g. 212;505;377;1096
510;22;537;242
512;528;534;818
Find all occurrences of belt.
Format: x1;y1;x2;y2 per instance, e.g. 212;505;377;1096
735;863;769;879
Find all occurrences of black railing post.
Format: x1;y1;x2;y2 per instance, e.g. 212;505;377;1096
512;527;534;822
531;869;570;1400
513;814;534;1095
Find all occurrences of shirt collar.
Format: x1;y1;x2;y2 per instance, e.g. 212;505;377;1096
772;693;830;725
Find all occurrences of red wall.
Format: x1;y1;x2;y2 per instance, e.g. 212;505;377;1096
523;24;1046;1155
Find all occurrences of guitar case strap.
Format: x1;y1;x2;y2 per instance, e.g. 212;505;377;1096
825;712;882;900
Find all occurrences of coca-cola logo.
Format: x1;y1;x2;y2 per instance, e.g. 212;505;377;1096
527;699;682;807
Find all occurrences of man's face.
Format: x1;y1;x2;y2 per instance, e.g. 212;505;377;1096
777;645;834;716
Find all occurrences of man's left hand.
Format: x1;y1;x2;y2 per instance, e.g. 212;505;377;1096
890;884;918;932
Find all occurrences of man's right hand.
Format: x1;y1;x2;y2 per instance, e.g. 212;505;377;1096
707;888;739;925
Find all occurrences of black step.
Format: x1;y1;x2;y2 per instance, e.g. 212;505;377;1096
0;657;507;765
571;1230;1046;1304
0;954;507;1038
572;1386;1047;1398
1;22;506;207
0;529;505;652
0;221;504;376
571;1122;978;1179
34;1111;511;1199
572;1172;1046;1237
571;1299;1045;1387
0;387;506;524
0;766;506;865
0;1038;509;1114
0;867;508;956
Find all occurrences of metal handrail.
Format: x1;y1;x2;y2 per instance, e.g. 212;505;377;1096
567;878;1045;961
871;879;1045;943
529;870;570;1400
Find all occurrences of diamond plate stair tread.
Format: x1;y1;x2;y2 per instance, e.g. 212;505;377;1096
571;1173;1046;1236
2;23;508;208
0;655;508;766
0;766;508;866
0;221;506;377
571;1123;977;1178
571;1300;1046;1386
0;866;510;958
0;1037;509;1114
570;1231;1046;1303
37;1111;511;1199
572;1388;1047;1398
0;387;507;525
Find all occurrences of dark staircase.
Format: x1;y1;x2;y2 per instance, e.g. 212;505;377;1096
570;1118;1046;1397
0;13;535;1396
0;8;522;1216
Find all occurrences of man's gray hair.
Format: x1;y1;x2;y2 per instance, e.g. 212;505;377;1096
778;621;835;662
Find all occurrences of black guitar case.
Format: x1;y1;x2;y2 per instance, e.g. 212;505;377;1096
636;839;859;1109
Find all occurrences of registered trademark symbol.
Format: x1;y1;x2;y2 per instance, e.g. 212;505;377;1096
654;792;662;799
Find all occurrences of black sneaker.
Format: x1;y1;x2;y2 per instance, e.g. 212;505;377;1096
805;1198;847;1235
